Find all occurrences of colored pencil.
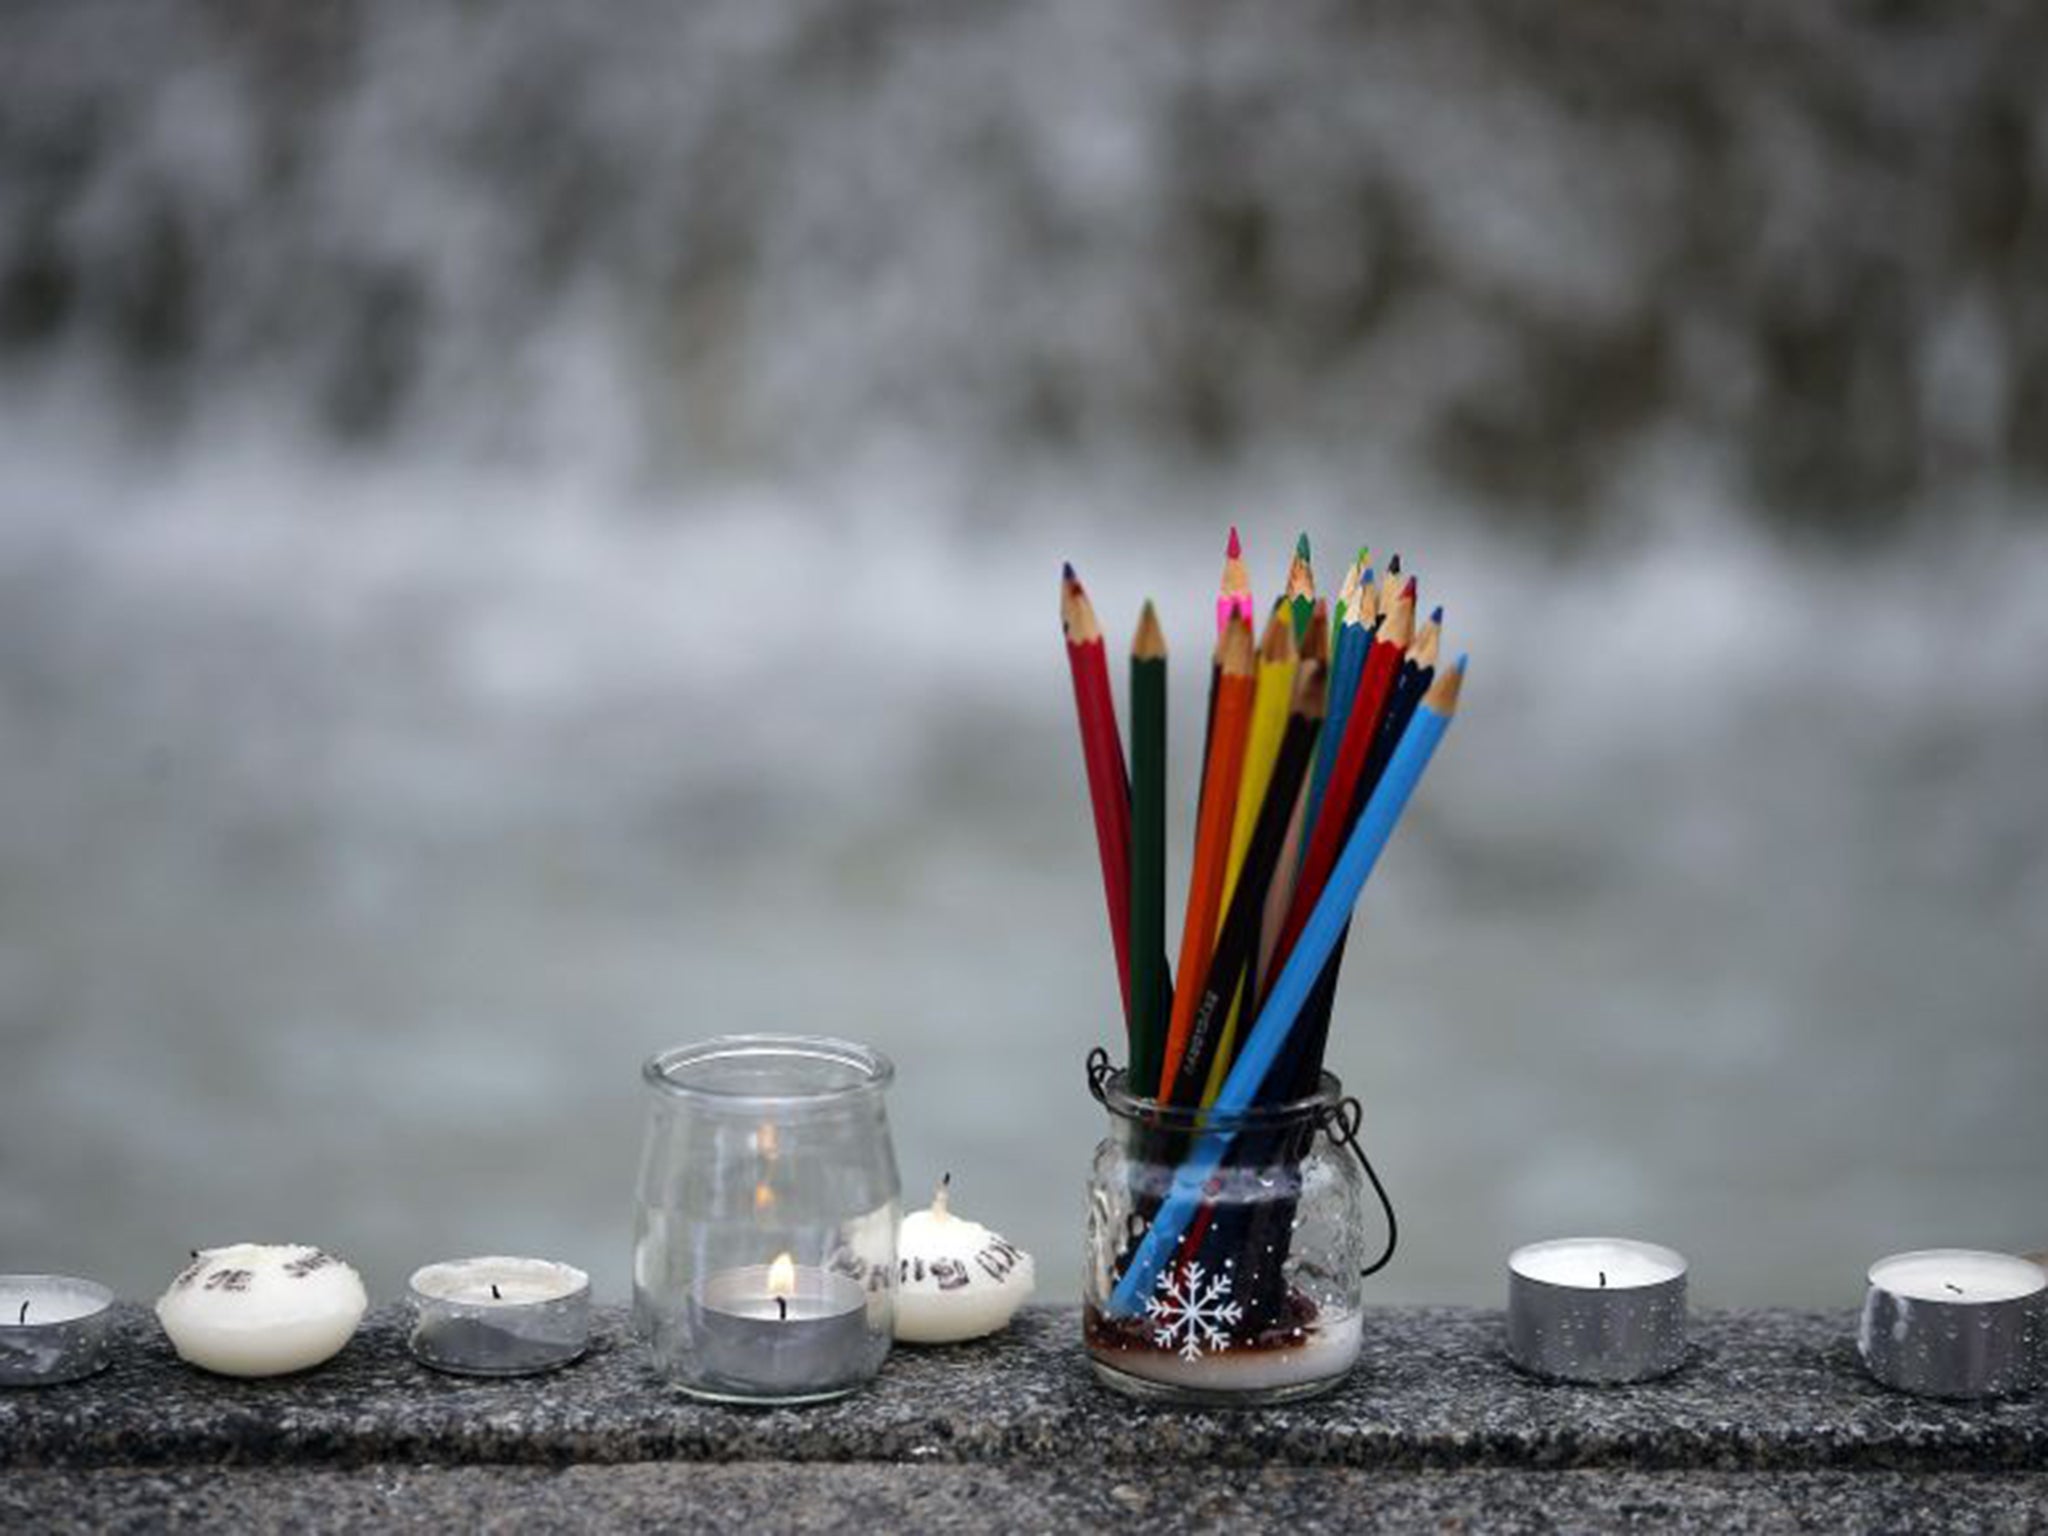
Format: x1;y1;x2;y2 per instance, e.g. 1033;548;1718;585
1109;657;1467;1314
1215;526;1255;637
1154;617;1256;1096
1163;653;1326;1108
1128;602;1170;1088
1218;609;1298;932
1300;578;1375;873
1332;545;1370;630
1199;653;1326;1105
1257;604;1330;1000
1061;566;1133;1027
1283;533;1316;642
1264;593;1414;990
1276;603;1441;1098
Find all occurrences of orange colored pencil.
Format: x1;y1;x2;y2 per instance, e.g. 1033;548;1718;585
1155;616;1256;1097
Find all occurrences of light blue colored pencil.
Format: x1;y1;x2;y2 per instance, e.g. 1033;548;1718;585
1108;656;1466;1315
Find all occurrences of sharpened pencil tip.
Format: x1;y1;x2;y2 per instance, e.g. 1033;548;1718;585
1356;544;1371;568
1295;531;1311;560
1062;560;1076;581
1431;605;1444;623
1388;553;1402;575
1226;526;1242;559
1402;575;1418;598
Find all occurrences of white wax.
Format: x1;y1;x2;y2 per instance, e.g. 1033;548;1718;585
894;1180;1035;1345
1510;1238;1686;1291
1102;1310;1363;1392
410;1257;588;1307
155;1243;367;1378
1868;1249;2046;1304
2;1278;110;1327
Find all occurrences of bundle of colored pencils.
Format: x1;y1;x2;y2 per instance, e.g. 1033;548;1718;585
1061;530;1464;1123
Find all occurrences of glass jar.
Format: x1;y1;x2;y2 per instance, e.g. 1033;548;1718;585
1083;1056;1393;1405
633;1035;899;1404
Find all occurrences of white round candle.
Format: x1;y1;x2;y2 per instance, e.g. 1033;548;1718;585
1510;1237;1686;1291
1868;1249;2046;1304
893;1177;1035;1344
155;1243;367;1378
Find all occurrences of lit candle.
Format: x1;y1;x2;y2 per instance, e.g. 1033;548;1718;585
1506;1237;1689;1384
688;1252;873;1402
0;1275;115;1387
1859;1248;2046;1399
155;1244;367;1378
408;1257;591;1377
894;1177;1035;1344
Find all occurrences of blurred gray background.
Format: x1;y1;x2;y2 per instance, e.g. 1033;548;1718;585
2;1;2044;1307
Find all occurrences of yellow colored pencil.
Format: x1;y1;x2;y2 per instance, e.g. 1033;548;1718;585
1217;608;1298;936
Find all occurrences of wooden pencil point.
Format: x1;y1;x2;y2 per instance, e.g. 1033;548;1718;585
1133;601;1168;659
1424;656;1466;713
1061;576;1104;645
1300;602;1331;664
1220;616;1256;675
1291;657;1329;718
1226;526;1242;560
1257;608;1297;663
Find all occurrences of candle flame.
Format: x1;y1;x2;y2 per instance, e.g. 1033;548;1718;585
768;1252;797;1298
754;1182;776;1211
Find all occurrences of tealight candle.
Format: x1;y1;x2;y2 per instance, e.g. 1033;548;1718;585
0;1275;116;1387
894;1177;1036;1344
155;1243;367;1378
408;1257;592;1377
1859;1249;2046;1400
688;1253;871;1401
1506;1237;1689;1384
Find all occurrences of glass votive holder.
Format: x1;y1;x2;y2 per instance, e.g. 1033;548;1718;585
632;1034;899;1405
1;1275;116;1387
408;1257;592;1377
1082;1062;1387;1406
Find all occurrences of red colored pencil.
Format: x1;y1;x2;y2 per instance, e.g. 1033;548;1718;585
1062;565;1133;1022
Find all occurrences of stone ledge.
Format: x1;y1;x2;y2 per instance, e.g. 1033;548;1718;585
2;1306;2042;1473
8;1465;2048;1535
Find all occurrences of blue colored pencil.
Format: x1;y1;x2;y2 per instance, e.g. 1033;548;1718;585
1107;656;1466;1315
1300;588;1372;867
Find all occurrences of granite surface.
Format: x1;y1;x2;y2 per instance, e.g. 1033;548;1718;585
7;1466;2048;1534
2;1304;2044;1477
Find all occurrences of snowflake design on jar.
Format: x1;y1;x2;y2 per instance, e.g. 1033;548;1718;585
1146;1261;1244;1361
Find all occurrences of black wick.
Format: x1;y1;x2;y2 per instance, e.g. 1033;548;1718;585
1945;1283;1964;1296
491;1284;502;1301
17;1301;27;1324
1599;1271;1608;1289
776;1297;788;1322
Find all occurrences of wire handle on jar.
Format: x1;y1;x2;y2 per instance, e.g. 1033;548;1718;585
1086;1047;1115;1105
1319;1095;1398;1278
